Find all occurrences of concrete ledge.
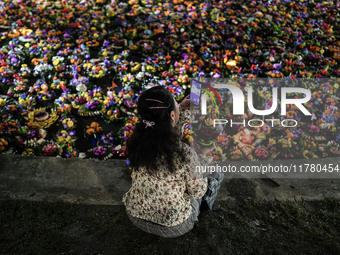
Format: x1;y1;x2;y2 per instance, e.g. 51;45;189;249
1;154;340;205
0;155;131;205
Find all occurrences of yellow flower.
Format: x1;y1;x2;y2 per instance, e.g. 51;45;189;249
0;98;6;107
83;62;92;69
204;118;214;126
19;98;27;105
302;150;308;159
25;43;30;48
215;146;223;155
67;121;74;127
334;84;339;89
102;49;108;57
53;60;59;66
131;63;141;72
269;138;276;145
280;139;291;148
207;105;212;113
258;90;271;99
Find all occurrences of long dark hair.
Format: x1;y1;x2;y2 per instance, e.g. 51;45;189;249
126;86;187;173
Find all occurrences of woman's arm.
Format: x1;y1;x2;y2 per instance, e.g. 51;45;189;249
174;95;192;135
183;143;214;200
177;96;215;170
175;104;191;135
185;167;208;200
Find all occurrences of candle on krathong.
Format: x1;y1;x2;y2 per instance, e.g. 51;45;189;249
226;60;237;67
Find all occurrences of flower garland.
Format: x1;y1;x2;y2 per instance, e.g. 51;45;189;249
23;107;59;129
86;145;116;160
15;126;47;148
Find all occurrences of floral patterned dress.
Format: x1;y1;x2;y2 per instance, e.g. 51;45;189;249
122;106;212;227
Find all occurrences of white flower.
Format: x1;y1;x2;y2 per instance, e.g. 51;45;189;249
158;80;166;86
136;72;145;80
76;84;87;92
52;56;64;62
34;65;42;72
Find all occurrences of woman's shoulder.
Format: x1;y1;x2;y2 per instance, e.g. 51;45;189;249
177;142;200;157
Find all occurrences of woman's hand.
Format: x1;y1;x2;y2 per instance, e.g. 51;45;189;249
179;94;193;109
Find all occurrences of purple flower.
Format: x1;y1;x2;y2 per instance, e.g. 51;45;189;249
85;101;99;109
198;71;205;77
69;130;76;137
11;58;18;64
93;146;107;156
100;133;114;146
64;152;72;158
213;73;221;78
85;101;92;108
125;125;134;131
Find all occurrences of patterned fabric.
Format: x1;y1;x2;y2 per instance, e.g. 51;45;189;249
122;143;208;227
126;197;201;238
176;105;192;135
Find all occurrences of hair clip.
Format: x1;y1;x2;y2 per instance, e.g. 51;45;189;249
146;98;170;109
148;106;170;109
146;99;164;104
143;119;155;128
